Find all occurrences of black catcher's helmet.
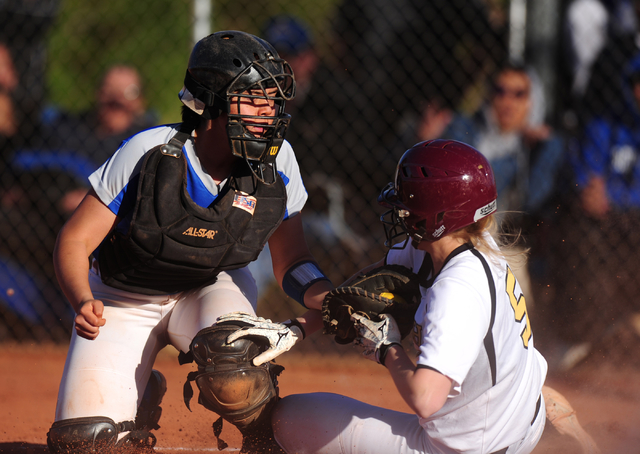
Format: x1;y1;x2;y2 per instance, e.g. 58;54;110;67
179;30;296;183
379;139;498;247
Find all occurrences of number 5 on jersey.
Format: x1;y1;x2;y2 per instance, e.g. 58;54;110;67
506;266;532;348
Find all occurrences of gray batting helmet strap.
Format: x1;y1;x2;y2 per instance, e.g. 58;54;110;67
183;324;285;429
47;417;156;454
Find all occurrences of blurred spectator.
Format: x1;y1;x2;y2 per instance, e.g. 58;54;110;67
0;39;28;221
579;0;640;124
1;65;155;341
564;0;610;99
392;96;456;162
42;64;157;214
441;64;565;220
0;43;19;161
45;64;155;168
548;58;640;369
0;41;26;219
412;64;566;313
0;0;59;144
0;44;18;111
0;40;72;341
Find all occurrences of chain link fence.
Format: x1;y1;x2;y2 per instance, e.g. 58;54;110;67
1;0;639;367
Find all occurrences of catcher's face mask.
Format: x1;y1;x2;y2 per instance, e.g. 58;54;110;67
378;182;418;249
179;30;296;184
225;61;294;184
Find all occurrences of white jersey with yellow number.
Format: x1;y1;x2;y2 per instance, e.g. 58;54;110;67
386;236;548;454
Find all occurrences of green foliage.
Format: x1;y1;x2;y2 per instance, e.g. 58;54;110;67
47;0;192;123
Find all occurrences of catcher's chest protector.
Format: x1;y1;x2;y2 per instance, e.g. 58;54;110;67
98;139;287;295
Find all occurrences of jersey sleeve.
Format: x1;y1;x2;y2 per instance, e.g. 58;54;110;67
416;272;491;394
88;127;164;216
276;140;308;219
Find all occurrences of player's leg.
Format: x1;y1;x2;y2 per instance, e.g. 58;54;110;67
168;266;259;351
187;322;284;453
272;392;431;454
169;268;284;453
47;272;174;453
539;386;600;454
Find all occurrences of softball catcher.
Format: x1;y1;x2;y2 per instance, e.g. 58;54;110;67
47;30;332;454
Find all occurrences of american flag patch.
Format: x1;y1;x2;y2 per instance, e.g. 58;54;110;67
233;192;257;215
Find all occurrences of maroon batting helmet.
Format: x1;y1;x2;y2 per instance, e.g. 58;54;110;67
379;139;497;247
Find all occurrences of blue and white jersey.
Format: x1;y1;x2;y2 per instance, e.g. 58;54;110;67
88;124;308;230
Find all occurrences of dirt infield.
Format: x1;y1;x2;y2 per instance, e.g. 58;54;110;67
1;343;639;454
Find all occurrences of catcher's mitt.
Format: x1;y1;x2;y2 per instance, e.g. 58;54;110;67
322;264;421;344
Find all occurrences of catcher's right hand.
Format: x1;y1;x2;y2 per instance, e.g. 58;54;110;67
75;299;107;340
322;264;421;344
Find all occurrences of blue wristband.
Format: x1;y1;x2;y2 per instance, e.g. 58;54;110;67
282;260;331;307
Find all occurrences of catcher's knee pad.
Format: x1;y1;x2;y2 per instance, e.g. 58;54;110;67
47;417;119;453
47;417;156;454
187;324;283;430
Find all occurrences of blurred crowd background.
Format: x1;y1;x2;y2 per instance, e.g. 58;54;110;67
2;0;640;371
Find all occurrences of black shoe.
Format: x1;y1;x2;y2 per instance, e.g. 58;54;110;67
136;370;167;431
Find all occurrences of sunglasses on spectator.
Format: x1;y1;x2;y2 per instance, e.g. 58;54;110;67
494;86;529;99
